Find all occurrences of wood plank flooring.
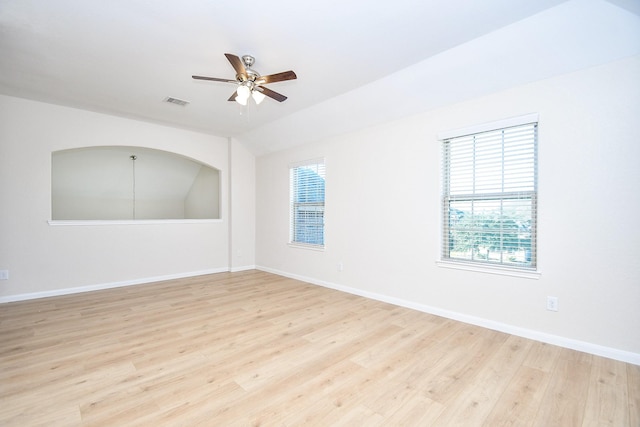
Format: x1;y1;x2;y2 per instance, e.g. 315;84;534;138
1;270;638;426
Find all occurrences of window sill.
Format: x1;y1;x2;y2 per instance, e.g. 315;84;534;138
288;243;325;252
48;219;222;226
436;260;541;279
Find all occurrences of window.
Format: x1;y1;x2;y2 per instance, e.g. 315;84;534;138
441;117;537;270
289;159;325;247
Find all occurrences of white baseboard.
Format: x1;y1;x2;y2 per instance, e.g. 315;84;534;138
256;265;640;366
230;264;257;273
0;268;229;303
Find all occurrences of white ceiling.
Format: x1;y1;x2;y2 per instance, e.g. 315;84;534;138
1;0;639;155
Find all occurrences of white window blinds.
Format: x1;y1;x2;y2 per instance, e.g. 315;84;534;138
289;159;325;247
441;122;537;269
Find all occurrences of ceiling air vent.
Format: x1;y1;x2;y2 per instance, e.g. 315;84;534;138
163;97;190;106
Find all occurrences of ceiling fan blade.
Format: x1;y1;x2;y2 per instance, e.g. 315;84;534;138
227;91;238;102
256;70;297;85
192;75;236;83
225;53;247;81
256;86;288;102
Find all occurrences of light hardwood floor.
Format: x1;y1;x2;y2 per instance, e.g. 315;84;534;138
1;270;638;426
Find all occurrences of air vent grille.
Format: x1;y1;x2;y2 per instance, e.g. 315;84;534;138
163;97;190;106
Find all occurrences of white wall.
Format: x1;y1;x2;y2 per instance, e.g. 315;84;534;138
255;55;640;361
52;195;187;220
0;95;256;298
229;138;256;272
185;165;220;219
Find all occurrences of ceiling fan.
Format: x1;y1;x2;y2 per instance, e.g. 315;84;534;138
192;53;297;105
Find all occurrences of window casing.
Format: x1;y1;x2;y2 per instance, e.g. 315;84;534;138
289;159;325;248
441;121;537;270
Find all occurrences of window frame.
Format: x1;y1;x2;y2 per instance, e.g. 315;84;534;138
437;114;540;278
288;158;326;250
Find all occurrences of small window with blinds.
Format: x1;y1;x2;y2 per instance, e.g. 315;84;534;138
289;159;325;248
441;120;537;270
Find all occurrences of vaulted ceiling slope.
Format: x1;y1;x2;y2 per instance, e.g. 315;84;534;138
1;0;639;155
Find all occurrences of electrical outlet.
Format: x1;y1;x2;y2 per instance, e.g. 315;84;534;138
0;270;8;280
546;296;558;312
337;262;344;272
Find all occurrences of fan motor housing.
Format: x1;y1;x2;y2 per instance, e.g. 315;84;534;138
241;55;255;67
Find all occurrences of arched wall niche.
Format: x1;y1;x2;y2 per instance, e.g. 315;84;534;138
51;146;221;220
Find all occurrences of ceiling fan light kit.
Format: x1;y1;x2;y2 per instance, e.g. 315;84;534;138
236;84;251;105
192;53;297;105
251;89;266;104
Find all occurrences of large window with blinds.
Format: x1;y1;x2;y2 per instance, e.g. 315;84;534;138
289;159;325;248
441;119;537;270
